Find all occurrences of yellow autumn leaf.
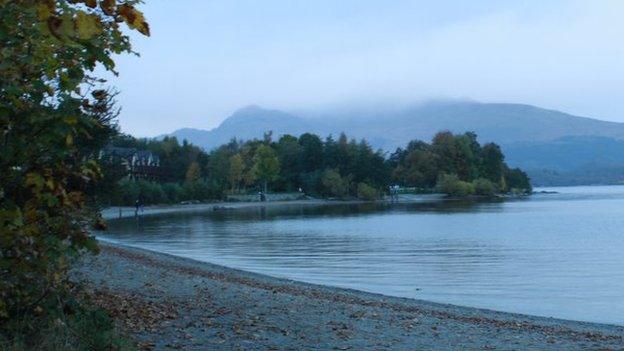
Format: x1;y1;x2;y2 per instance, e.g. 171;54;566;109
118;4;150;36
36;3;53;21
75;11;101;40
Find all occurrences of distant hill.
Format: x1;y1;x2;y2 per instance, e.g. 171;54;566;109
164;101;624;186
503;136;624;186
163;105;314;149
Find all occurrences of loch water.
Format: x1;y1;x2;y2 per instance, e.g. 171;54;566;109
99;186;624;325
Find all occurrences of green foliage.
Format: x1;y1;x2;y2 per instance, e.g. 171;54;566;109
472;178;496;196
356;182;380;201
481;143;505;184
109;135;209;183
0;0;148;332
391;131;530;195
181;180;219;202
391;142;438;188
275;135;301;191
185;162;201;183
505;167;532;194
252;144;280;193
102;130;531;205
436;174;476;196
162;182;183;203
1;304;135;351
228;154;245;192
320;169;349;198
111;179;220;206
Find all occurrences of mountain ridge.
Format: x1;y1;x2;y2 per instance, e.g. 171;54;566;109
162;101;624;185
165;101;624;150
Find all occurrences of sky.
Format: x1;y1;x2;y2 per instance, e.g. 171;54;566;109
104;0;624;137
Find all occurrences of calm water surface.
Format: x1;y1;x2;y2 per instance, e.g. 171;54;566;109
100;186;624;325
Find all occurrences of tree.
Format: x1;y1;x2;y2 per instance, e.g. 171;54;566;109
185;162;201;182
207;145;233;190
455;132;481;181
252;145;280;193
436;174;475;196
505;167;532;194
356;182;380;200
473;178;496;196
0;0;148;331
298;133;324;173
321;169;348;198
275;135;301;191
228;154;245;192
432;131;460;176
481;143;505;185
402;149;439;187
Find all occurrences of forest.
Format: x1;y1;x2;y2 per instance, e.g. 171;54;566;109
102;130;532;205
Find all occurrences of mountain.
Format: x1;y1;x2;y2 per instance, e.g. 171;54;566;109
504;136;624;172
165;101;624;186
165;105;314;149
503;136;624;186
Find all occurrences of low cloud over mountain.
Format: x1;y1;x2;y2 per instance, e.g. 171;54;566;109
164;100;624;186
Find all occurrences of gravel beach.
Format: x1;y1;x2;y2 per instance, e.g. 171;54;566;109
73;241;624;350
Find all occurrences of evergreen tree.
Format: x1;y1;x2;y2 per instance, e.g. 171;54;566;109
481;143;505;184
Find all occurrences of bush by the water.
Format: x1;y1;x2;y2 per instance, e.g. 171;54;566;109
107;179;221;206
356;182;380;200
321;169;349;198
472;178;497;196
436;174;475;196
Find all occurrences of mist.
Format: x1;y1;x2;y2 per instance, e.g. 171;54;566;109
105;0;624;137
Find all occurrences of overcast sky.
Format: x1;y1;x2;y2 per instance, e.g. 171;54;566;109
105;0;624;137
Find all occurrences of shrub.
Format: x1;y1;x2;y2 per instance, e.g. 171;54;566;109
436;174;475;196
472;178;496;196
321;169;348;198
356;182;380;200
0;0;149;329
162;183;183;203
1;305;135;351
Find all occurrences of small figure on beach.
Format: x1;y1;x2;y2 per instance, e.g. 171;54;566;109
134;194;144;216
134;199;140;216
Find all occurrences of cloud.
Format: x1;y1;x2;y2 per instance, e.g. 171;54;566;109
107;0;624;136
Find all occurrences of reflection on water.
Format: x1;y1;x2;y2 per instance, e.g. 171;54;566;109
100;186;624;325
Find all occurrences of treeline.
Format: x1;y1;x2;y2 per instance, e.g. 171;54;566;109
103;131;531;205
389;131;531;196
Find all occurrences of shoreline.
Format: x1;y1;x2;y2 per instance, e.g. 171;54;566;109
100;194;447;220
74;241;624;350
90;198;624;349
